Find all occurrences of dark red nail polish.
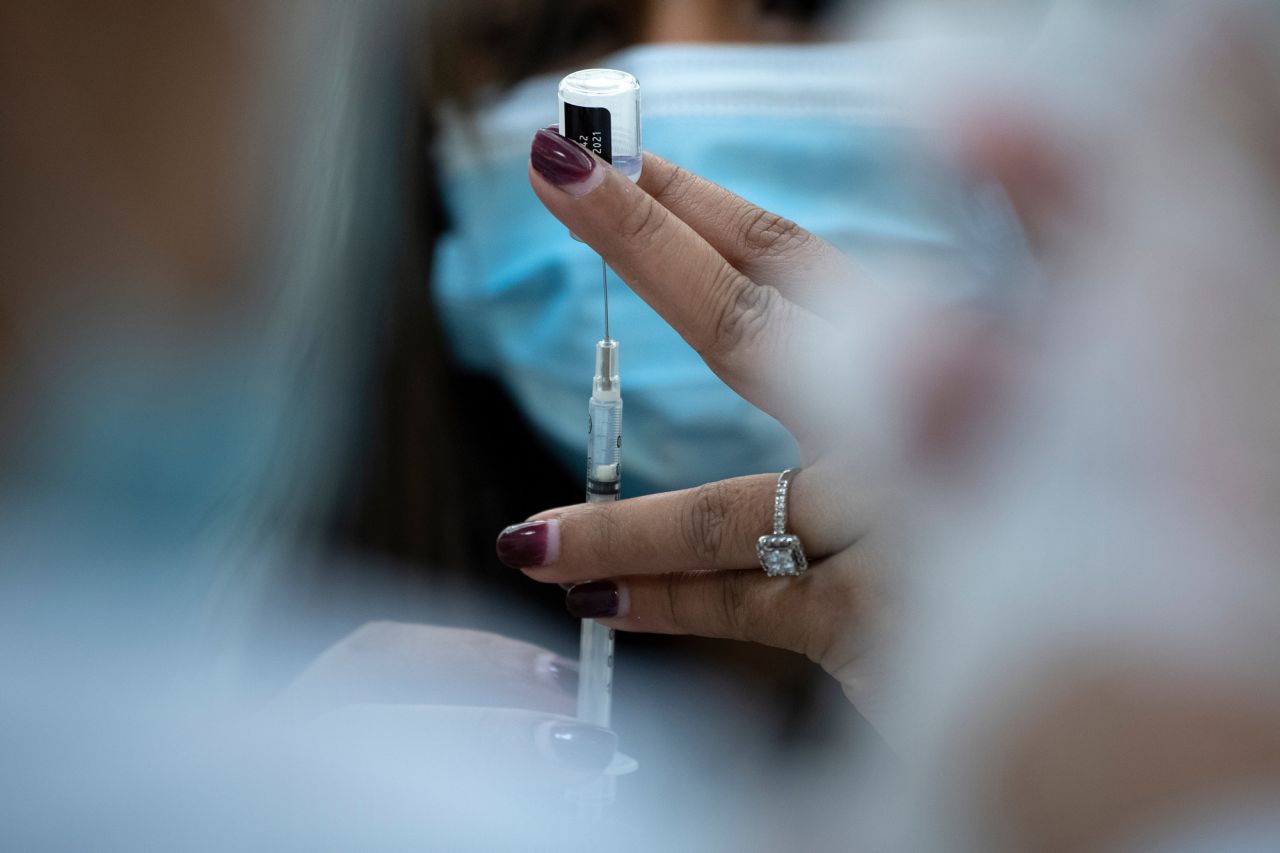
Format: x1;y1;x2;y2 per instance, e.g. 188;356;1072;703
531;127;596;187
566;581;619;619
495;520;559;568
544;722;616;771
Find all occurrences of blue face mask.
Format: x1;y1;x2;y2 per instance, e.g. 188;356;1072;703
434;43;962;495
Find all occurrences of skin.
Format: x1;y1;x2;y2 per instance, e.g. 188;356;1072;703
0;1;266;318
996;662;1280;853
0;1;617;787
0;0;283;456
522;148;902;715
643;0;825;44
447;0;824;99
519;3;1280;847
274;621;577;719
273;622;614;788
961;9;1280;850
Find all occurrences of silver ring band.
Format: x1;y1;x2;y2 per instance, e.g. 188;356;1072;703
757;468;809;577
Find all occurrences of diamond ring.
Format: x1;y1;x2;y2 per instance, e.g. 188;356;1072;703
757;468;808;577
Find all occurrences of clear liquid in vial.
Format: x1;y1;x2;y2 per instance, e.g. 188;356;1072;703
610;154;643;182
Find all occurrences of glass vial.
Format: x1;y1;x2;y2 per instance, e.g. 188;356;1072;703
558;69;642;181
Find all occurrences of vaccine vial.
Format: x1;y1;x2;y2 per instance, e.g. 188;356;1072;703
558;69;642;182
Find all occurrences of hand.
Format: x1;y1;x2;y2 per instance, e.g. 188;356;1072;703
498;130;905;716
269;621;618;787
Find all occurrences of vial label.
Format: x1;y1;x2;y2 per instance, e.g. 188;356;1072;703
563;104;612;164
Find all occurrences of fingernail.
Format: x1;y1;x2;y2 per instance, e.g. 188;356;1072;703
531;128;604;197
541;722;617;772
566;581;620;619
536;653;579;695
495;519;560;569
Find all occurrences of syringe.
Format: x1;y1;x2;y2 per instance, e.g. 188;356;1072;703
558;66;640;814
575;262;622;810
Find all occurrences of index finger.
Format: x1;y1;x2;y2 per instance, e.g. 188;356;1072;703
635;153;856;305
528;128;826;424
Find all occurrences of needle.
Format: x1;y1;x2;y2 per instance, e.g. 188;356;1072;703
601;255;610;342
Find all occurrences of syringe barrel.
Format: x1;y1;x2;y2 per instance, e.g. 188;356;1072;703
558;69;642;182
587;339;622;500
577;346;623;811
586;396;623;501
581;394;619;715
576;618;614;727
583;337;622;705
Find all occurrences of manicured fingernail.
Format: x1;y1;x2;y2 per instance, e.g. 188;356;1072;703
495;519;560;569
540;722;617;772
566;581;620;618
536;653;579;694
531;128;605;197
